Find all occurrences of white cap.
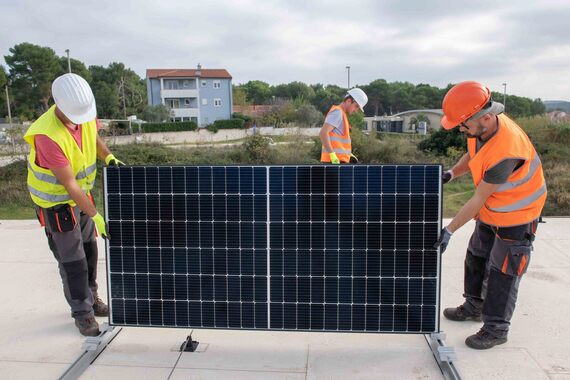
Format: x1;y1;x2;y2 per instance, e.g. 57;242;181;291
51;73;96;124
347;87;368;111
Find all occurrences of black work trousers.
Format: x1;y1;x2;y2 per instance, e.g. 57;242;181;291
37;204;99;320
462;219;536;338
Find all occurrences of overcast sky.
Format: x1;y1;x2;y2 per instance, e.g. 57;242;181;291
1;0;569;100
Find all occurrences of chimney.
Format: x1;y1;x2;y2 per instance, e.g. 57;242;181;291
196;63;202;77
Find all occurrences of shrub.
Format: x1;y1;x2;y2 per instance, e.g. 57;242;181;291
232;112;252;122
212;118;245;130
418;127;466;156
296;104;324;127
243;135;271;163
141;121;198;133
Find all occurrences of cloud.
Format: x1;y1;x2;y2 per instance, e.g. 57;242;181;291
0;0;568;100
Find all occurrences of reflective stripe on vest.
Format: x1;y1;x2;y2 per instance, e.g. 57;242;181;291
27;162;60;184
497;154;541;192
329;136;351;143
76;162;97;180
489;184;547;213
27;185;72;203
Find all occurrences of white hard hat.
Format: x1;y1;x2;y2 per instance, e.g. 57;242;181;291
52;73;96;124
347;87;368;111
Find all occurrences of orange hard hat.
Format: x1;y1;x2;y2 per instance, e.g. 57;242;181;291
441;81;492;130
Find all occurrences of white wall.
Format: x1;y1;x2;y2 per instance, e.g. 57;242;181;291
104;127;321;146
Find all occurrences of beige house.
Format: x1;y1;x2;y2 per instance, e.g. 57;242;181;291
364;109;444;133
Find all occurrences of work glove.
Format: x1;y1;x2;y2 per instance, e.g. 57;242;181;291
434;227;452;254
329;152;340;164
105;154;125;167
349;153;359;163
442;169;454;184
91;212;108;239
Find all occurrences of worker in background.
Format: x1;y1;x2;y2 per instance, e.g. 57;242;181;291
320;88;368;164
24;73;124;336
434;81;546;349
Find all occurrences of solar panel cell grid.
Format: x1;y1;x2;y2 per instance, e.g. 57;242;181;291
105;165;441;333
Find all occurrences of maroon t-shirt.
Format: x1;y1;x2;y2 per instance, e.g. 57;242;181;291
35;119;100;169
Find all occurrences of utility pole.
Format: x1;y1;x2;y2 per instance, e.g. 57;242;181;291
502;83;507;112
5;86;12;128
65;49;71;73
120;77;127;120
346;66;351;89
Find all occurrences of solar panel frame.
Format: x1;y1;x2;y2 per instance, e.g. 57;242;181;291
104;164;442;334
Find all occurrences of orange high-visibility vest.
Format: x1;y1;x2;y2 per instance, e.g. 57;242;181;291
321;105;351;163
468;114;547;227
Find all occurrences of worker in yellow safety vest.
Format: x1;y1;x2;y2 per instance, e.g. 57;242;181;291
320;88;368;164
24;73;124;337
434;81;546;350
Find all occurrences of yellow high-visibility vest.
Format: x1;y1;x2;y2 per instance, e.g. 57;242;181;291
24;105;98;208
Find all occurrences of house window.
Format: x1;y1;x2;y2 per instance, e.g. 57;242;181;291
183;80;191;88
214;98;222;107
213;80;221;89
202;98;208;106
201;80;207;87
166;99;180;109
166;80;178;90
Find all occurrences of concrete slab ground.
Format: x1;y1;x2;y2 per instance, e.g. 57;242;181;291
0;218;568;379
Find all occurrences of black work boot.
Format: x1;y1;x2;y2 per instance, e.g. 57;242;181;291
466;328;507;349
93;296;109;317
75;316;100;337
443;305;482;321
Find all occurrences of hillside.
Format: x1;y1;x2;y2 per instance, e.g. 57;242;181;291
544;100;570;112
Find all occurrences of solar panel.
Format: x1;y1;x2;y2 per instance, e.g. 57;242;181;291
104;165;441;333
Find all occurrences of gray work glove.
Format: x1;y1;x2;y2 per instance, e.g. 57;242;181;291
434;227;453;253
442;170;454;184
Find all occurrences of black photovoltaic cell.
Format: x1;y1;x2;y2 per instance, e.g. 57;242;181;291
104;165;441;333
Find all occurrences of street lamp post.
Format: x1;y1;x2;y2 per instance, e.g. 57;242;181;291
502;83;507;111
345;66;351;89
65;49;71;73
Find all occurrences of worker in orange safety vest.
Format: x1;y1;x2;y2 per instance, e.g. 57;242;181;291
320;88;368;164
434;81;546;350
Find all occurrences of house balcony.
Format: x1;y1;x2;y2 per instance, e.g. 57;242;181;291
161;89;199;99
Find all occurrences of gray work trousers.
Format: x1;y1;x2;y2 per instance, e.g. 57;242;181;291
462;219;536;338
37;204;99;320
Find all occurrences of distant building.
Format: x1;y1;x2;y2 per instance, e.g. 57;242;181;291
364;109;444;133
146;65;232;127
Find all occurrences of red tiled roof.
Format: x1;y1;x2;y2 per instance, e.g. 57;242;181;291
146;69;232;79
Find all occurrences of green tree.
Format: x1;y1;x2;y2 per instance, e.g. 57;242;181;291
142;104;169;122
296;104;323;127
4;42;61;119
0;66;7;117
418;127;466;156
272;81;315;101
89;62;146;119
311;85;345;115
530;98;546;115
348;111;365;130
232;85;248;106
242;80;271;105
57;57;92;82
362;79;390;116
